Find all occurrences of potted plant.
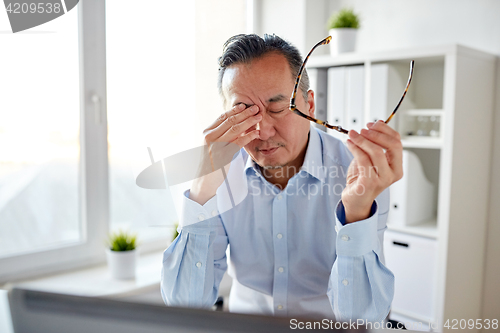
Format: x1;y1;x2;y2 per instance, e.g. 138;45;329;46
172;221;179;241
106;230;138;280
326;8;360;55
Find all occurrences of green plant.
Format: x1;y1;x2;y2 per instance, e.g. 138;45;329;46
172;222;179;242
107;230;137;251
327;8;360;29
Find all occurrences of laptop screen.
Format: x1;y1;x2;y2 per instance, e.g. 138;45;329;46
8;288;360;333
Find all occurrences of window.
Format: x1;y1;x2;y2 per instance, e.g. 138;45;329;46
106;0;247;250
0;8;80;259
0;0;249;282
0;0;108;282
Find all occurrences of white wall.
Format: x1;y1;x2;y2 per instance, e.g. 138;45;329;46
327;0;500;55
258;0;500;319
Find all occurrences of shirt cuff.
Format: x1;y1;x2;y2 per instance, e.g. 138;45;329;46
179;190;220;228
334;200;380;256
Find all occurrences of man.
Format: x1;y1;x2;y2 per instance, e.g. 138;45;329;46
161;34;402;322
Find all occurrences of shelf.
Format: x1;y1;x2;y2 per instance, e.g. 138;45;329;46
405;109;444;116
387;218;438;239
307;42;496;327
401;138;442;149
306;44;495;69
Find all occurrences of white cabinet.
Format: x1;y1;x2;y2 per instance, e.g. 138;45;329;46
390;150;435;227
384;230;438;323
326;65;365;139
308;68;328;127
308;45;496;331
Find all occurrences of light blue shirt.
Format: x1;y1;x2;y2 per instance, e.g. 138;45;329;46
161;126;394;322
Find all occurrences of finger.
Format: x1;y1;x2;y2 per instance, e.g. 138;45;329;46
367;120;401;140
211;105;260;141
348;130;390;179
232;129;260;148
205;103;246;132
360;127;403;177
346;138;374;176
360;128;402;151
219;111;262;143
211;105;259;139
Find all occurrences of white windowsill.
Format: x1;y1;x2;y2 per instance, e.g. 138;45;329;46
4;250;164;299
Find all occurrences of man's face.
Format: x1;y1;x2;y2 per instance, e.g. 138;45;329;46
221;52;315;170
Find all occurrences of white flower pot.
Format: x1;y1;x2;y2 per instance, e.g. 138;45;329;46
328;28;358;56
106;248;138;280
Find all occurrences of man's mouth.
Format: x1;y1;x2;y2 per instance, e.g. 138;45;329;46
258;147;279;156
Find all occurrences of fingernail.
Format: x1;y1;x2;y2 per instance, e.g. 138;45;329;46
237;104;245;110
251;105;259;113
255;114;262;120
367;122;374;128
349;130;359;138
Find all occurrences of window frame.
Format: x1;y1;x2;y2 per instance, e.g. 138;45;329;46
0;0;109;283
1;0;254;284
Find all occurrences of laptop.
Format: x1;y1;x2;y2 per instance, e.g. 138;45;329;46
7;288;364;333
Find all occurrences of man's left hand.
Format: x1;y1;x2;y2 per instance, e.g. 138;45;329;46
342;120;403;223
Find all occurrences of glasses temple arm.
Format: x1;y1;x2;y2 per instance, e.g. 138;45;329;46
385;60;415;124
290;36;332;109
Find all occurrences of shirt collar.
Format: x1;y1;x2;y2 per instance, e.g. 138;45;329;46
300;125;326;183
243;125;326;183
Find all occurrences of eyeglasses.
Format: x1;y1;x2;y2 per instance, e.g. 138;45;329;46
289;36;414;134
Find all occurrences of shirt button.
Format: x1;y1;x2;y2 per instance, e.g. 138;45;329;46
277;194;282;200
196;262;202;268
342;279;349;286
278;267;284;273
198;214;205;221
276;233;283;239
341;235;349;242
211;210;218;217
277;305;283;310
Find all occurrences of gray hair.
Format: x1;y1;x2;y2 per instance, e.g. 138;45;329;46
217;34;309;104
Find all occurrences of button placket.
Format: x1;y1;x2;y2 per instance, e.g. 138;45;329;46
271;192;288;315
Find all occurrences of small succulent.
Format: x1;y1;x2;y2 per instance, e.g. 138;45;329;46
107;230;137;251
327;8;360;29
172;222;179;241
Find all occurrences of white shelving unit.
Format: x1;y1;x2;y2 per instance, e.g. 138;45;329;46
308;44;496;331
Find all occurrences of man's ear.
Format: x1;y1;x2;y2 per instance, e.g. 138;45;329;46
307;89;315;118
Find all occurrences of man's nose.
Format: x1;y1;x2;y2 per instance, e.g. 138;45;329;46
255;113;276;141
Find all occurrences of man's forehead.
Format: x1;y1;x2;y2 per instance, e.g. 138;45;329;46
221;53;294;105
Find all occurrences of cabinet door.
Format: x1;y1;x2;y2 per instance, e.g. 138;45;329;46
384;230;437;323
308;68;328;131
327;67;346;139
346;65;365;133
370;64;390;123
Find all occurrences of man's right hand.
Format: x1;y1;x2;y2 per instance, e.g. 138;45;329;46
189;103;261;205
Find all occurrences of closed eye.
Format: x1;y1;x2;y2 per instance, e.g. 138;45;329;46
269;109;285;114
